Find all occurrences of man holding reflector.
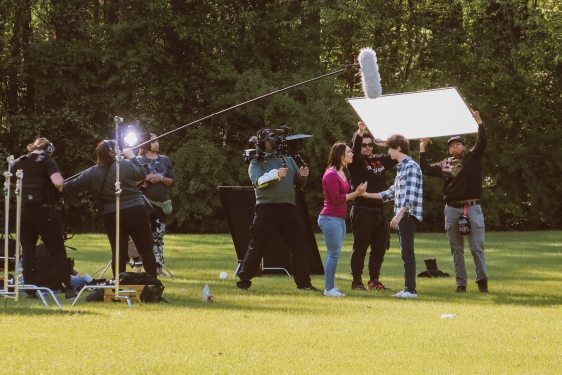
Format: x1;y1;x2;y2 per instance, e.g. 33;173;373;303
419;110;489;293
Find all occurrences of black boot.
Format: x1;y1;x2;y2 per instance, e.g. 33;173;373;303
424;259;438;272
62;283;77;299
476;279;489;293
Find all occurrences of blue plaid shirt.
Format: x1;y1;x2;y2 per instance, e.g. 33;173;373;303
379;156;423;222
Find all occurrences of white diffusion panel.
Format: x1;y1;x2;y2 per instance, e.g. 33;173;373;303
347;87;478;140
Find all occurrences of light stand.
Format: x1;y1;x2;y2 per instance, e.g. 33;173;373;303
2;156;16;302
13;169;22;301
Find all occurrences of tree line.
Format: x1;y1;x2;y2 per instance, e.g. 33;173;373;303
1;0;561;233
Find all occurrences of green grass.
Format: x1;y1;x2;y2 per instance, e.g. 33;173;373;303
2;231;561;374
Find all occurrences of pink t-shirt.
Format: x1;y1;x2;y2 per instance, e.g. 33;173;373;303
320;168;350;218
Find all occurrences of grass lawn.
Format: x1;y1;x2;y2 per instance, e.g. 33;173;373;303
2;231;561;374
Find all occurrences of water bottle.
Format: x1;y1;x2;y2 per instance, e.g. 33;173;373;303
202;285;213;302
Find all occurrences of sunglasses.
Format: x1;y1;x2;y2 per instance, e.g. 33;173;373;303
362;143;374;148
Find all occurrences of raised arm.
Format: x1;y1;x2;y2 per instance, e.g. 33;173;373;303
419;138;444;177
470;110;486;158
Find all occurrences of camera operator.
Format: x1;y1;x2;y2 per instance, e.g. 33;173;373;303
9;137;77;299
419;110;488;293
236;128;318;291
62;140;157;278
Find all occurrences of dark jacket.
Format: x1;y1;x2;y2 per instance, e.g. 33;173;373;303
63;158;146;205
420;124;486;202
348;132;397;208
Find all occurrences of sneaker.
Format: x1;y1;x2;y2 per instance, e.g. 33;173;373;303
351;280;367;291
392;290;418;298
455;285;467;293
368;280;389;291
296;285;320;291
324;288;346;297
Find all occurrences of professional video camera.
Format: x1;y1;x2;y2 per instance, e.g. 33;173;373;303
243;125;312;166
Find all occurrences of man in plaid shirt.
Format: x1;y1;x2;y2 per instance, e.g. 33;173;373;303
375;134;423;298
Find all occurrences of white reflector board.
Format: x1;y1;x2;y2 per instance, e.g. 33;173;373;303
347;87;477;140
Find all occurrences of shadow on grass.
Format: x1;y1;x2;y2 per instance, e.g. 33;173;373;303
0;302;101;316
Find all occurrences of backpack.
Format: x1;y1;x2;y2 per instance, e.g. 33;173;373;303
119;272;168;303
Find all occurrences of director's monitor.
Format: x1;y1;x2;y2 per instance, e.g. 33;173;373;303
347;87;478;140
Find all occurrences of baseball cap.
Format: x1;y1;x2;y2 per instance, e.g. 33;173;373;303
447;136;464;147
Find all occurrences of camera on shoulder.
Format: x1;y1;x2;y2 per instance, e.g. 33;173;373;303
242;125;312;164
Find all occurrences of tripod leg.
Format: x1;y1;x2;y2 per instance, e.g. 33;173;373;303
99;259;112;279
159;262;173;277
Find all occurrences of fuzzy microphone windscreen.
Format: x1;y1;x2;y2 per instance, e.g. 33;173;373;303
358;47;382;99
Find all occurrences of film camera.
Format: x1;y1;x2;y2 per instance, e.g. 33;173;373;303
243;125;312;164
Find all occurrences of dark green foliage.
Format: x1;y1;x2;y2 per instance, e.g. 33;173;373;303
1;0;561;232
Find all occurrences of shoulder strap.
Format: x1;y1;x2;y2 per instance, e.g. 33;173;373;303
98;164;112;201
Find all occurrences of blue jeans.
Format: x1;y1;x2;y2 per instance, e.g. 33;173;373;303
318;215;346;291
396;214;418;293
71;277;88;292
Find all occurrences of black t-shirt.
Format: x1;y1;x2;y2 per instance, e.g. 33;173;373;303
136;154;175;202
10;152;60;205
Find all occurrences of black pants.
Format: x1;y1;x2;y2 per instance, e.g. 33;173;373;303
20;206;71;289
397;214;418;293
237;203;312;289
102;204;157;278
350;206;390;281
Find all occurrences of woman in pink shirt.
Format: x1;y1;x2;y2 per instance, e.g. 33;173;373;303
318;142;367;297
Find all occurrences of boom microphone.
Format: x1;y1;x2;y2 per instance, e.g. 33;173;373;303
358;47;382;99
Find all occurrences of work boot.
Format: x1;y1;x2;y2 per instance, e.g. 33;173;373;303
424;259;439;272
476;279;489;293
455;285;467;293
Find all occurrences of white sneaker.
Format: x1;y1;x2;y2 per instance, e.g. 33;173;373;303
393;290;418;298
324;288;346;297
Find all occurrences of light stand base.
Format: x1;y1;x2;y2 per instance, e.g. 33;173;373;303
71;285;140;308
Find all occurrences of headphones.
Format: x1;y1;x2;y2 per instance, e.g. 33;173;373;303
44;142;54;155
102;140;116;158
256;128;273;152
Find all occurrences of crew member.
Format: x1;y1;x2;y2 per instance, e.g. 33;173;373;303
419;110;489;293
236;128;317;291
63;140;158;278
10;137;76;299
347;122;397;291
137;133;175;276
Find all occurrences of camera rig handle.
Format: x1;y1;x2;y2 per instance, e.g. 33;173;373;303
279;155;288;169
293;154;308;168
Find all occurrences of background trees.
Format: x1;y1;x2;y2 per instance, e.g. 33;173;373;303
1;0;560;232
